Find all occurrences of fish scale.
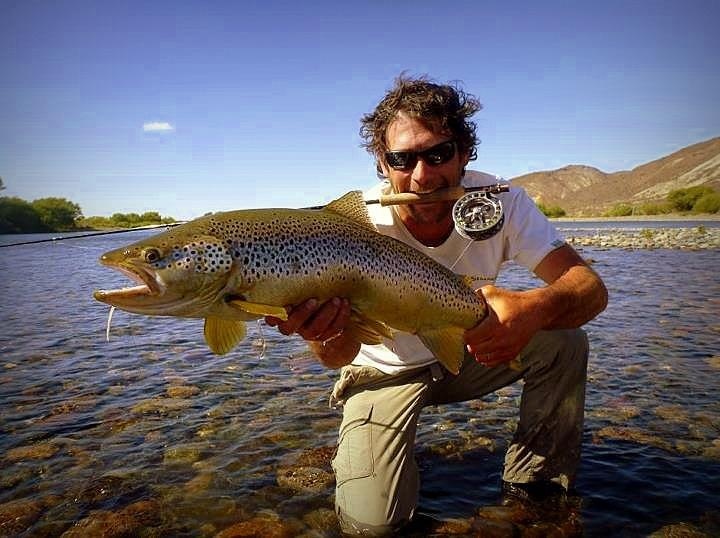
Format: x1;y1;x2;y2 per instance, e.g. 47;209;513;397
93;191;487;374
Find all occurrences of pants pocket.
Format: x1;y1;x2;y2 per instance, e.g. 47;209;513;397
332;402;374;487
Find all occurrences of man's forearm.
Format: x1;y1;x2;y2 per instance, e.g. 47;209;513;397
531;264;608;330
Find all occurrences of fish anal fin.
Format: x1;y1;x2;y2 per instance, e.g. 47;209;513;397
228;299;288;321
417;327;466;375
204;317;247;355
345;311;394;345
324;191;376;231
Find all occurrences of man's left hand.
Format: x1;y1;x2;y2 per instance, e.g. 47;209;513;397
464;285;542;367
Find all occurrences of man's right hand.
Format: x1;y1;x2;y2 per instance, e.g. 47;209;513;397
265;297;360;368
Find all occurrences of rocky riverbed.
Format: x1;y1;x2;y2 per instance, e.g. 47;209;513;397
565;225;720;250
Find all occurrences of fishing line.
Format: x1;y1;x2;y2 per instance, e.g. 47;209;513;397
0;223;184;249
0;184;508;249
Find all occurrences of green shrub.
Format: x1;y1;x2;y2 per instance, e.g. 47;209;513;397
692;192;720;214
637;201;672;215
537;203;567;218
667;186;715;212
603;203;634;217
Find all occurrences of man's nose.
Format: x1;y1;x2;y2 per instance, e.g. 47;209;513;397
410;159;436;190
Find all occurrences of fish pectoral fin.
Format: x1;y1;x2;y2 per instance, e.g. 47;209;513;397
204;317;247;355
228;299;289;321
417;327;466;375
345;312;394;345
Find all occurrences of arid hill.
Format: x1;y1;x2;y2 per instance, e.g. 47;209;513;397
511;137;720;216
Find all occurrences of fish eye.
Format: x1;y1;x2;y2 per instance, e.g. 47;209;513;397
143;248;162;263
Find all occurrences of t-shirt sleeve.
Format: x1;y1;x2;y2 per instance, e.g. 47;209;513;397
503;186;566;272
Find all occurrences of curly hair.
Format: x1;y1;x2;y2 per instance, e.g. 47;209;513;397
360;74;482;162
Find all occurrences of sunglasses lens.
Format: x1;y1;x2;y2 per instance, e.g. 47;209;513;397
425;141;456;164
384;141;455;171
385;151;413;170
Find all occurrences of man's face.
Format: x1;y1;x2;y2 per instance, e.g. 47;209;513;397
380;113;469;231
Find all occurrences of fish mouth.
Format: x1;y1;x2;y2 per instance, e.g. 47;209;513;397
93;260;163;303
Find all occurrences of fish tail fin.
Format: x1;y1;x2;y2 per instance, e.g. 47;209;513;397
204;317;247;355
417;327;467;375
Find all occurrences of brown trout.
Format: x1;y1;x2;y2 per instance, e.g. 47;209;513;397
93;191;487;374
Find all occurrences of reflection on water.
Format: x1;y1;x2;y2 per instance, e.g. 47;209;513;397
0;231;719;536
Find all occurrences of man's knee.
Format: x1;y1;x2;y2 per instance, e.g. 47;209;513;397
522;329;588;369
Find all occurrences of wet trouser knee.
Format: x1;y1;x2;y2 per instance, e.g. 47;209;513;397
330;328;589;533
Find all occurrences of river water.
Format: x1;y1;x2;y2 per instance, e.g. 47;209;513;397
0;224;718;537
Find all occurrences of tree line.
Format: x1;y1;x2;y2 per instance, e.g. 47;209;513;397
534;185;720;218
602;186;720;217
0;178;176;234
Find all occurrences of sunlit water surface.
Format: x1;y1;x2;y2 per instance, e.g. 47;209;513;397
0;226;718;537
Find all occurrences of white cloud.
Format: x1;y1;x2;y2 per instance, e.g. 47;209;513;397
143;122;175;132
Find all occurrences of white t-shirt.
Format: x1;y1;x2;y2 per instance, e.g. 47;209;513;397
352;170;566;374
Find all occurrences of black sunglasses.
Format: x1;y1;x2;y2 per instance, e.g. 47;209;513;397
384;140;456;171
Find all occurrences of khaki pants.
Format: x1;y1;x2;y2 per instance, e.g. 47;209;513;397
330;329;589;536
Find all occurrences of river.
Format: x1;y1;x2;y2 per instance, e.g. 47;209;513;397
0;224;718;536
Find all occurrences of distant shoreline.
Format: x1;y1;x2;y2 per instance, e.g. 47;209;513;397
551;214;720;223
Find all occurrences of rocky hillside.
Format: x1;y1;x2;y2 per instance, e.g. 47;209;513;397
511;137;720;216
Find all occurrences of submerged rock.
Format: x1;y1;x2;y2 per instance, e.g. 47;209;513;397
648;522;707;537
214;512;303;538
0;498;44;536
276;466;334;494
5;441;59;462
60;499;160;537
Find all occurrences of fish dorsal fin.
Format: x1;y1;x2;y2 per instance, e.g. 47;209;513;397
323;191;376;231
204;317;246;355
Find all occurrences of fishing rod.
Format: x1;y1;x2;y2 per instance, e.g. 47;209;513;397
0;184;510;248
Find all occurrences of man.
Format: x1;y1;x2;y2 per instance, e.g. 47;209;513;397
267;75;608;535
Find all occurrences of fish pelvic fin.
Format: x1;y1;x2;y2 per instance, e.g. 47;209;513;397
345;311;394;345
228;299;288;321
204;317;247;355
417;327;467;375
324;191;377;231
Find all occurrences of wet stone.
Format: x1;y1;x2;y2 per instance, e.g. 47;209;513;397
166;384;201;398
131;397;193;415
276;466;334;494
5;441;59;462
164;444;203;465
73;473;146;507
648;522;707;537
701;440;720;460
59;499;160;538
214;513;302;538
301;507;339;532
0;498;44;536
291;445;335;470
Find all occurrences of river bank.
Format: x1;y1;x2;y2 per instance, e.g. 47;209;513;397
564;225;720;249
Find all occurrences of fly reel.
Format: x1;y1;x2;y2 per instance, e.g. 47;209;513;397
452;188;506;241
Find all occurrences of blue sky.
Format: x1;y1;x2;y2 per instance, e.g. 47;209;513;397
1;0;718;220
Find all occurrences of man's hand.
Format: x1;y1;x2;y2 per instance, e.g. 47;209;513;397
265;297;360;369
464;285;542;367
265;297;351;342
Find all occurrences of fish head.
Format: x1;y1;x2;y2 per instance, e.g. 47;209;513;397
93;223;236;317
